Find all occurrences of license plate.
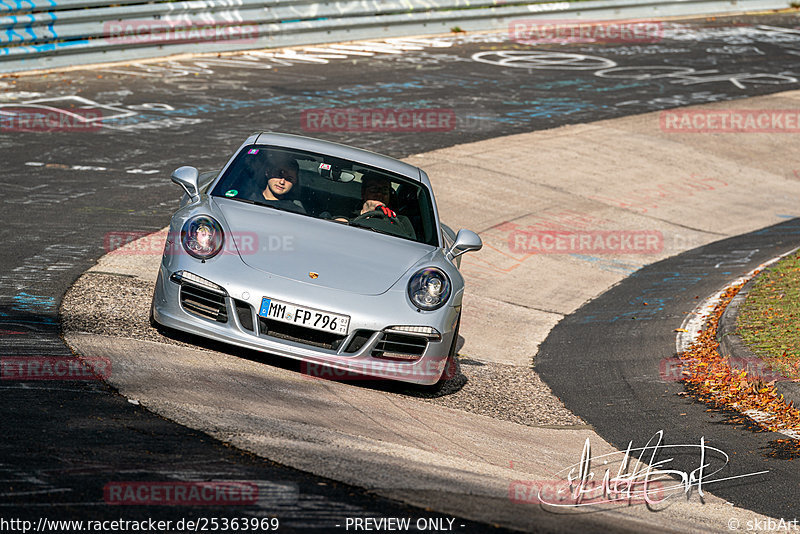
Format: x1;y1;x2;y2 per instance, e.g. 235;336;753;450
259;297;350;335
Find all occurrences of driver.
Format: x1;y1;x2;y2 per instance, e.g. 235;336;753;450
344;173;416;239
360;173;393;215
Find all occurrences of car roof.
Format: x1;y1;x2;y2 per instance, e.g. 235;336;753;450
253;132;423;182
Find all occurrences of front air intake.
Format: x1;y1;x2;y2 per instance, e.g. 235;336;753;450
173;278;228;323
234;299;254;332
371;332;427;361
258;318;345;351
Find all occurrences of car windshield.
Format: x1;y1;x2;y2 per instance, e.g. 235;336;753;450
209;145;439;246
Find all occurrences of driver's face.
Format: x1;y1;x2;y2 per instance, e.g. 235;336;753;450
363;180;391;205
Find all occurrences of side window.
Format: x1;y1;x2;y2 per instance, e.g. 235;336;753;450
211;149;266;200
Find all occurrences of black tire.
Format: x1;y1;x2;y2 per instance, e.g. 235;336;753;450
149;301;157;328
149;294;167;334
440;313;461;382
416;313;462;395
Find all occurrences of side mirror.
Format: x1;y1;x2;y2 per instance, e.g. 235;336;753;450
171;166;200;200
449;229;482;259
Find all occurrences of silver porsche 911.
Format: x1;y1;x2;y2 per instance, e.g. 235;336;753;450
150;132;482;385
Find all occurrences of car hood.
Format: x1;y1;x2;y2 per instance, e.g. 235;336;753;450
214;199;431;295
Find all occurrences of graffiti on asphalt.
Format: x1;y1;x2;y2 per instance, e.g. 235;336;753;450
471;50;798;90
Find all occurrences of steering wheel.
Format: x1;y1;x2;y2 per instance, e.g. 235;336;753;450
351;208;393;223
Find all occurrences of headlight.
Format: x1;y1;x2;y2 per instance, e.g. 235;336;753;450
407;267;451;311
181;215;224;260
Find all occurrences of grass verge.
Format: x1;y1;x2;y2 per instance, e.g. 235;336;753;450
737;251;800;381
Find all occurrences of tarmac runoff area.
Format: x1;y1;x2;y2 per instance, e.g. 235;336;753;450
61;89;800;532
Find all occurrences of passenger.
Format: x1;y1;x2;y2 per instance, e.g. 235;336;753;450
260;154;306;214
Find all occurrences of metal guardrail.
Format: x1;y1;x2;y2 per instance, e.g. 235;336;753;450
0;0;791;73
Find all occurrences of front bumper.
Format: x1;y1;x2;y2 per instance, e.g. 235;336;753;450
152;265;460;385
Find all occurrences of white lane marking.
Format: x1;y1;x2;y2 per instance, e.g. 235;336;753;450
24;162;158;174
98;36;460;77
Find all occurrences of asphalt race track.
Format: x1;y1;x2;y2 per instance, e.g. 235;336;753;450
2;11;800;531
536;219;800;519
